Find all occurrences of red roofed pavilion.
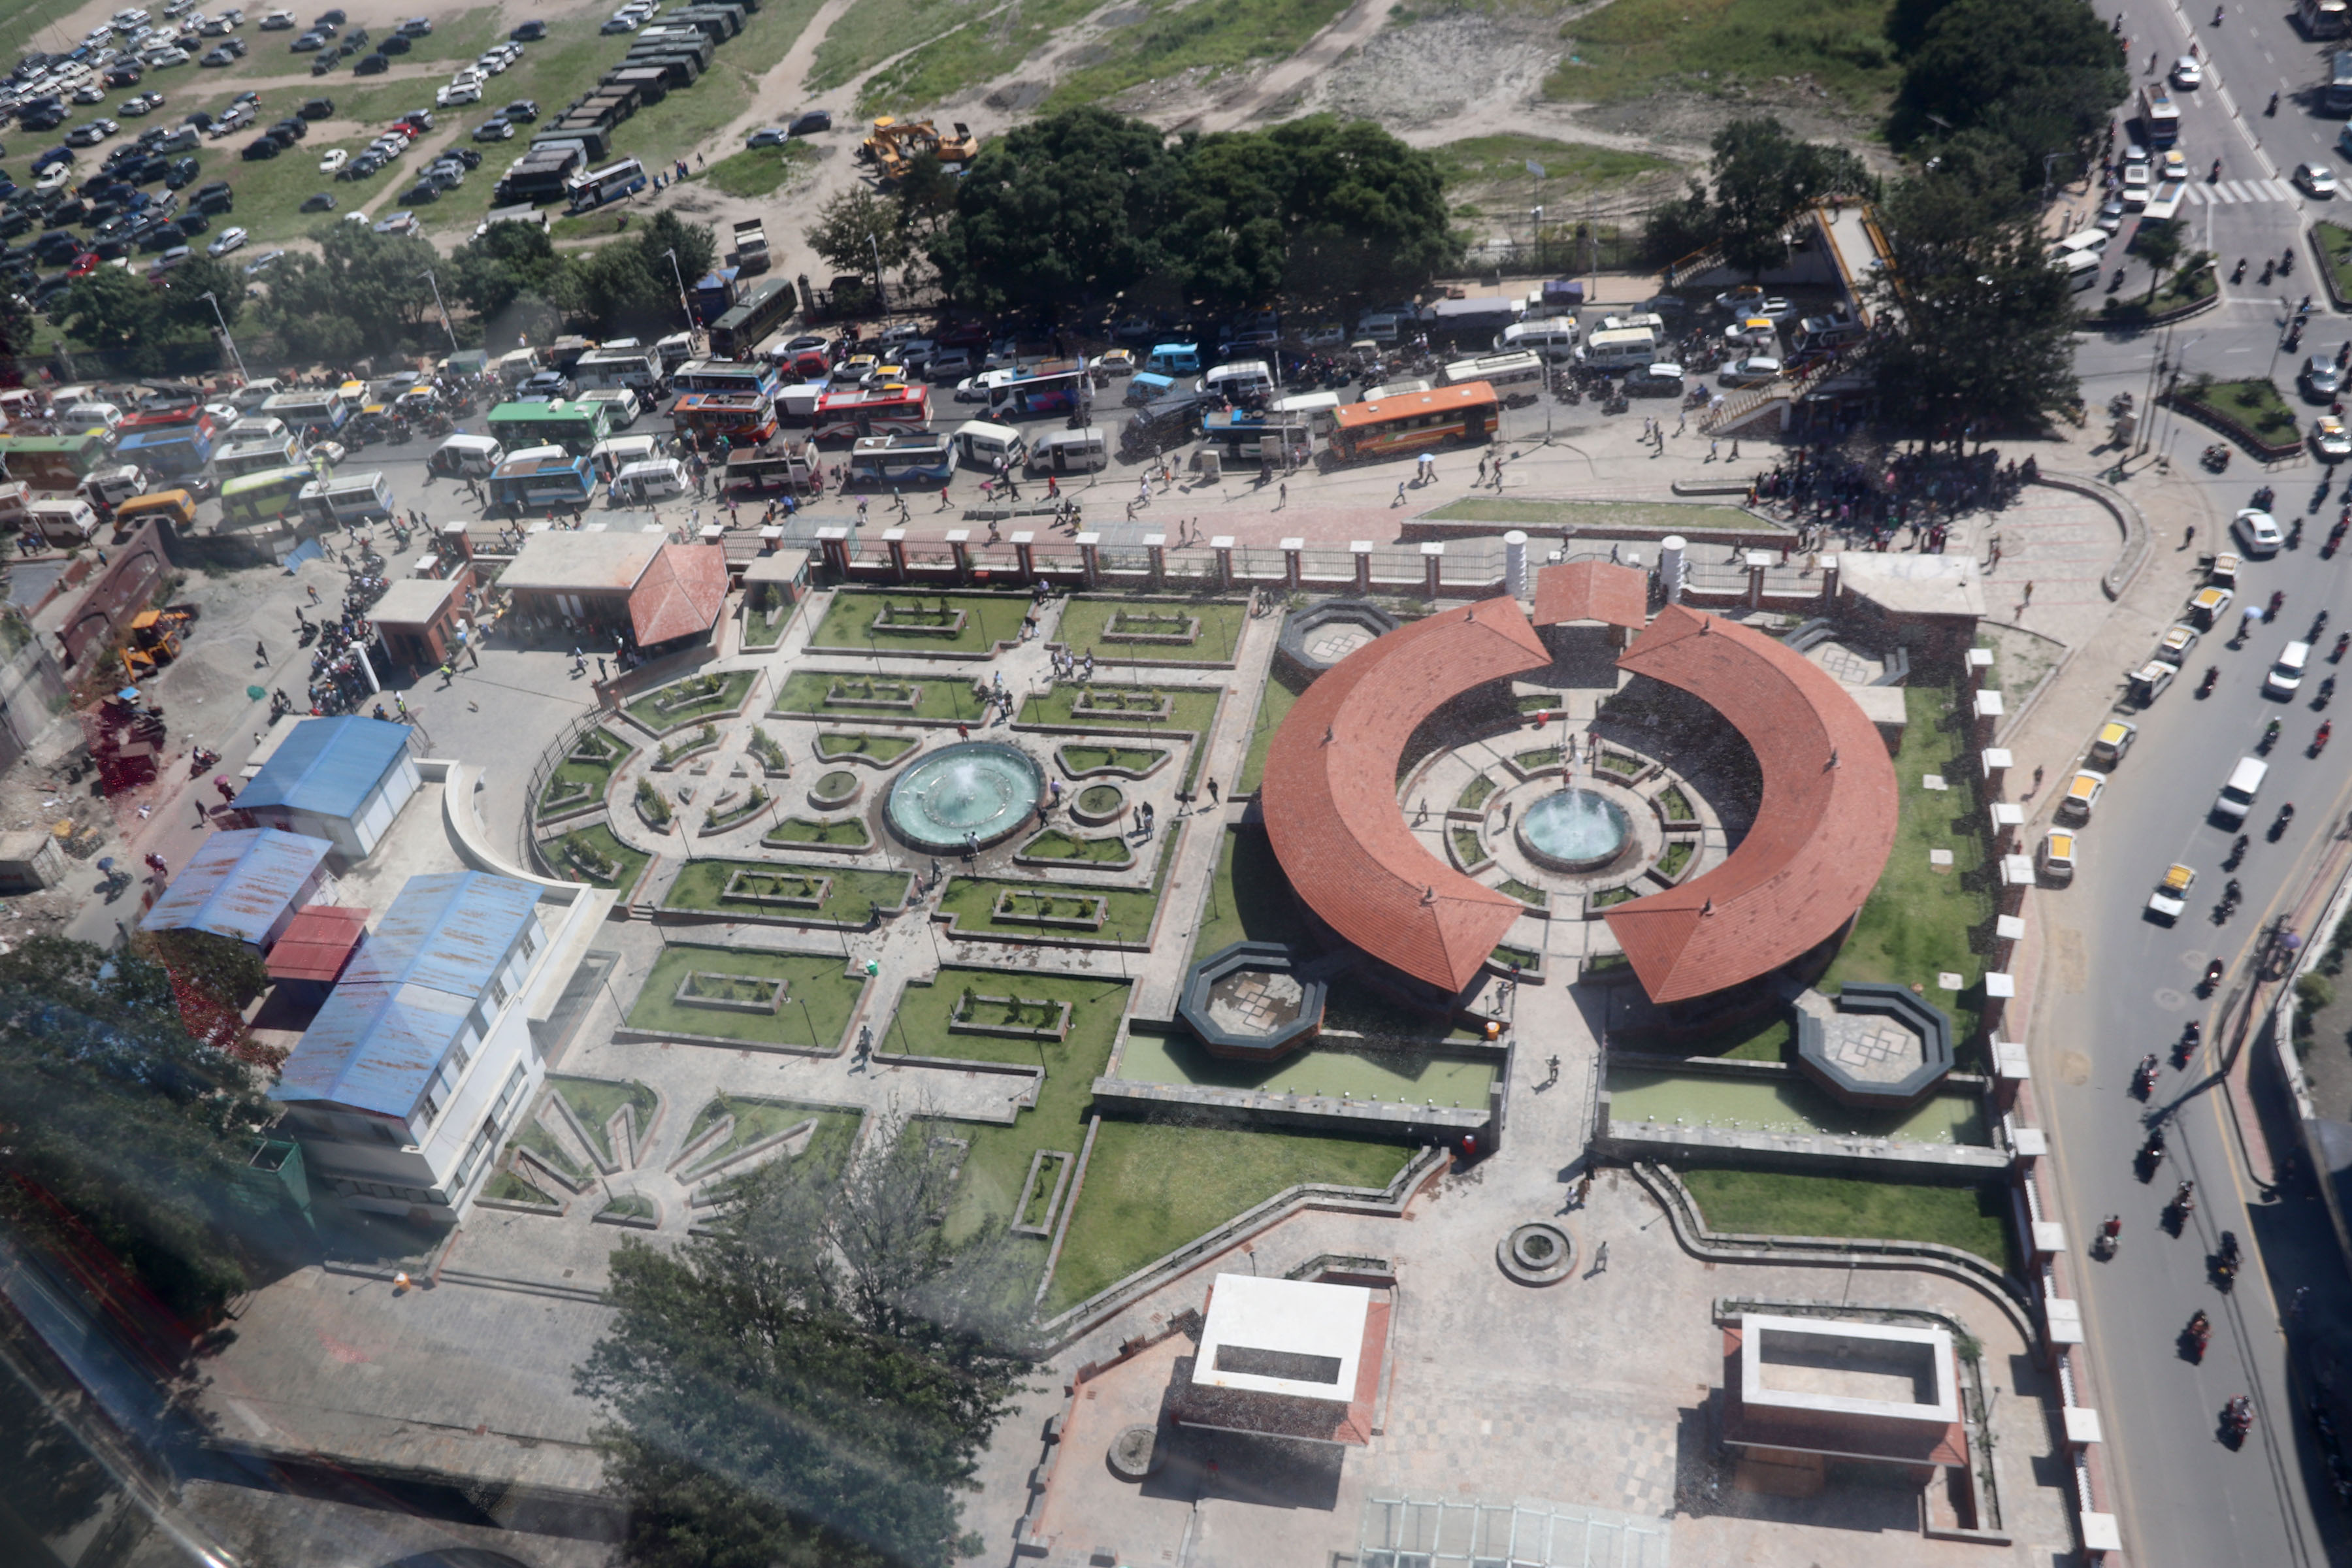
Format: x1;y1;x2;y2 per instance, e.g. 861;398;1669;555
1531;561;1648;631
1604;605;1899;1002
1260;597;1550;994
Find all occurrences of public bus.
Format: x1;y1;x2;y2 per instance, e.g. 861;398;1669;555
216;433;302;479
708;276;798;359
485;399;613;456
1439;351;1546;401
565;156;649;212
0;431;112;489
489;449;598;511
671;391;779;446
116;423;215;480
1200;410;1312;466
670;359;782;398
721;440;821;495
845;433;954;487
1325;381;1500;465
114;489;198;531
298;472;395;527
259;387;351;436
813;382;932;442
983;367;1088;420
218;465;314;527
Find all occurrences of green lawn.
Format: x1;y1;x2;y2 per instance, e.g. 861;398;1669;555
1679;1168;2017;1272
1057;743;1167;775
1041;0;1351;112
1622;1013;1790;1061
1546;0;1904;110
815;730;919;764
1054;597;1248;664
662;858;913;924
774;668;985;723
626;943;865;1051
818;0;1103;112
2321;223;2352;315
548;823;651;896
1045;1125;1412;1313
810;589;1033;654
1422;498;1761;531
703;139;818;199
1018;828;1135;865
1237;666;1305;796
936;874;1160;944
762;816;875;849
1192;828;1311;960
547;1075;659;1166
535;728;634;821
2176;377;2299;448
1428;133;1674;201
625;670;755;734
505;1117;585;1183
683;1094;860;1180
1019;683;1220;788
1821;683;1992;1056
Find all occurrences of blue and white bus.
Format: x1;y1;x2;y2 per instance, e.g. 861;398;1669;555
489;448;598;510
566;157;649;212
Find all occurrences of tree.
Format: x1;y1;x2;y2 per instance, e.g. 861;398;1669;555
1705;118;1875;274
1890;0;2127;193
450;220;565;325
257;223;441;361
634;210;717;294
1259;116;1453;308
806;188;913;278
0;936;280;1321
154;255;247;336
577;1109;1029;1568
2134;217;2184;302
57;269;166;374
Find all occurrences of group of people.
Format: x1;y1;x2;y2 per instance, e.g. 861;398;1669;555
1748;443;2038;550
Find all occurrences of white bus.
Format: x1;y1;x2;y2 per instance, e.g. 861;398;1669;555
299;471;395;527
1440;351;1546;394
566;156;649;212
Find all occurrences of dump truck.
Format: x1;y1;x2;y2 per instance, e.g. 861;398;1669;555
731;217;770;275
860;116;980;180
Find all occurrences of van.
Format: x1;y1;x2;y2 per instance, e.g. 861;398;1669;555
114;489;196;530
1144;342;1202;378
27;497;99;544
231;377;284;410
1125;371;1177;406
1356;312;1405;344
82;466;145;509
2050;229;2107;263
1579;327;1659;371
1270;390;1342;439
1026;425;1109;474
2213;755;2268;825
1498;319;1579;361
612;457;687;503
1599;311;1668;338
589;434;657;478
1792;315;1867;353
426;433;504;478
1122;391;1217;456
949;419;1027;471
0;481;29;531
1440;351;1546;395
297;469;393;525
152;125;198;154
581;386;642;427
1201;359;1274;402
2267;640;2314;696
2061;250;2100;293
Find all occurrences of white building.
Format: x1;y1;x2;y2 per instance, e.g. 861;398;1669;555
233;714;421;862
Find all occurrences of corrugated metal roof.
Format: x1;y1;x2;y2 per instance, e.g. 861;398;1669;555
265;904;370;984
137;828;333;943
498;529;664;594
270;981;476;1118
370;576;461;628
340;870;542;997
235;716;414;818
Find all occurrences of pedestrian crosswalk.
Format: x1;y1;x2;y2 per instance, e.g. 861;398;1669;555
2181;178;2299;205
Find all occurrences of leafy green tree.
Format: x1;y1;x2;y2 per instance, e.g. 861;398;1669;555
1890;0;2127;191
154;255;247;336
450;220;565;323
578;1110;1029;1568
57;269;167;374
634;210;717;293
0;936;279;1321
930;106;1183;314
257;224;441;361
893;150;960;244
1705;118;1875;274
806;187;914;278
1258;116;1454;308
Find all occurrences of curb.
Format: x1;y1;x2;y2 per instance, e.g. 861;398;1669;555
2162;389;2303;463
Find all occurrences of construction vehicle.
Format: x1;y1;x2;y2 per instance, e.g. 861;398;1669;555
730;217;770;275
860;116;980;181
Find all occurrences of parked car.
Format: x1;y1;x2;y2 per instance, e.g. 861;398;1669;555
351;52;387;73
299;95;332;118
121;90;164;114
259;7;294;24
243;246;283;272
789;108;832;135
64;119;118;146
472;116;512;140
318;146;345;171
299;189;333;210
509;20;546;40
205;223;245;254
747;126;786;148
2298;161;2339;199
502;98;536;121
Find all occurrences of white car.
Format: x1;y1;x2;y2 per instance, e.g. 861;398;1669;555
112;7;153;27
258;6;293;24
34;164;74;193
144;44;190;65
206;225;248;255
1754;295;1796;322
2096;197;2127;231
474;50;510;73
436;81;482;106
2298;161;2340;199
2234;507;2285;556
2172;54;2202;87
1718;355;1784;387
318;147;346;172
1722;316;1778;348
303;440;347;466
2123;163;2151;204
2159;148;2187;181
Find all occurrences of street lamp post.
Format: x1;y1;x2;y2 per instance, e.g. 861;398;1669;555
419;268;460;356
198;291;247;385
662;248;695;340
867;232;889;315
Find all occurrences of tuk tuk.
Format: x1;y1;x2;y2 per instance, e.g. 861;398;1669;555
2088;719;2138;767
2128;661;2174;704
348;403;395;444
2210;551;2240;587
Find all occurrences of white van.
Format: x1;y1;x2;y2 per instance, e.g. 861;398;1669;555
2213;755;2268;825
297;470;394;526
217;434;302;478
1361;377;1433;403
580;386;643;427
2061;250;2100;292
1580;327;1660;371
1271;390;1342;439
590;434;659;478
0;481;29;531
1498;319;1579;361
27;497;99;544
427;433;505;478
1357;311;1408;344
62;401;123;433
231;377;285;410
1599;311;1669;338
1026;425;1109;474
612;457;689;504
949;419;1027;471
83;466;145;509
1201;359;1274;402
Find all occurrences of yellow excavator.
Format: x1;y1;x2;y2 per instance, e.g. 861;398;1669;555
860;116;981;181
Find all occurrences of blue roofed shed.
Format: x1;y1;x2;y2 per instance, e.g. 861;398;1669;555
137;828;334;948
233;715;421;860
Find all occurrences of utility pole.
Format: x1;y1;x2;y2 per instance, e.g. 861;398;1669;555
418;268;460;356
868;231;889;315
662;248;696;341
198;291;247;385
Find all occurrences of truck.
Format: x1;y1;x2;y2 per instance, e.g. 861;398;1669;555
730;217;770;274
2139;82;2180;146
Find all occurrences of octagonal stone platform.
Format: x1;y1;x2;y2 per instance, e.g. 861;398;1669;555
1178;941;1328;1062
1793;983;1954;1109
1278;599;1402;678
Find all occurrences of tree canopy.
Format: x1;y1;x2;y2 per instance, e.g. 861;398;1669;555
578;1111;1029;1568
1889;0;2127;192
0;936;279;1320
1642;118;1874;274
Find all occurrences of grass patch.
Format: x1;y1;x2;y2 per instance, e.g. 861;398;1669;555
536;727;633;817
1819;682;1990;1053
1625;1013;1791;1060
480;1170;558;1207
1595;751;1642;777
1450;826;1488;864
1021;829;1134;864
1497;876;1548;907
815;730;919;763
508;1117;586;1183
2093;262;2217;324
811;589;1032;653
684;1094;860;1179
662;858;911;923
762;816;874;848
625;669;754;734
1059;743;1168;774
1424;497;1761;531
1019;681;1220;788
775;668;986;723
1493;942;1541;970
2322;223;2352;318
1043;0;1351;112
2175;376;2299;446
548;823;650;894
1456;774;1496;810
1054;596;1249;664
1193;827;1313;960
1428;133;1674;195
1658;783;1694;821
1659;840;1693;877
836;0;1103;113
546;1075;658;1166
1590;885;1638;908
702;137;818;199
1546;0;1904;110
1516;745;1561;770
1680;1167;2016;1272
1237;666;1305;795
627;943;865;1050
1046;1124;1411;1312
937;874;1159;943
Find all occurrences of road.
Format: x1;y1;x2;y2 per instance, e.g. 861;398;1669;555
2034;3;2352;1560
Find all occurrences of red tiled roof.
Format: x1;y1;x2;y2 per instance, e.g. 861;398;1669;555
1531;561;1648;630
1262;598;1550;994
265;904;369;984
1604;605;1899;1002
628;543;729;647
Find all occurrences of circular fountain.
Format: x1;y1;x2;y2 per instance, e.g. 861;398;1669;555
1516;788;1632;873
884;741;1045;852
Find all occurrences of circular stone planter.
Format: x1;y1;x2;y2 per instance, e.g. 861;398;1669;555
1070;782;1126;826
1107;1424;1164;1480
808;770;864;811
1496;1220;1575;1285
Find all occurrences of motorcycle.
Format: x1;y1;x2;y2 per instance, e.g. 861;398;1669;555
2317;720;2334;755
2203;443;2232;472
2275;801;2298;840
2270;588;2287;617
2199;664;2221;697
2234;257;2249;284
2225;1396;2255;1445
2262;717;2283;753
2227;832;2250;868
2336;632;2351;662
2093;1214;2123;1260
2256;485;2278;510
2177;1020;2203;1068
2134;1053;2162;1098
2321;676;2338;710
2319;610;2336;640
2270;90;2281;114
2174;1177;2197;1216
2204;956;2229;990
188;745;220;776
2217;877;2244;922
2285;248;2298;276
2187;1310;2212;1361
2213;157;2226;180
2265;260;2279;285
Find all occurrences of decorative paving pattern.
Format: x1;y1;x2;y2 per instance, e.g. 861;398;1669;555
1808;640;1884;685
1305;623;1379;663
1207;967;1306;1036
1821;1016;1927;1086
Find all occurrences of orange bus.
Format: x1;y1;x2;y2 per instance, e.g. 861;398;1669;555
1328;380;1500;465
671;391;780;447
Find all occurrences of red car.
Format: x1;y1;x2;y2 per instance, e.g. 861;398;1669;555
67;251;103;277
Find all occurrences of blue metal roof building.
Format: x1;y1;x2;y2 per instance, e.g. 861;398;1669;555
273;872;547;1124
235;716;422;860
137;828;334;948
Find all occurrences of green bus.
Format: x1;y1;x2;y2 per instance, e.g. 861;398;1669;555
486;399;613;456
0;431;112;490
220;466;316;527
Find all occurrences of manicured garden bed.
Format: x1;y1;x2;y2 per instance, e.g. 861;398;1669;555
547;824;651;894
1237;669;1305;794
815;730;919;764
626;944;866;1051
662;859;910;923
809;590;1031;654
762;817;874;850
625;670;757;736
1054;596;1248;663
534;727;633;823
1680;1167;2016;1271
682;1094;859;1181
774;669;983;723
547;1075;659;1166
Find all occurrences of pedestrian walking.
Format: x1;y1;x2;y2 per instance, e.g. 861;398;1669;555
1396;480;1407;506
1708;438;1719;462
2021;580;2035;608
939;485;952;511
1137;476;1151;506
596;656;607;679
1675;409;1687;435
1278;480;1288;508
307;583;321;604
956;722;970;740
1205;777;1219;804
253;637;268;665
1593;1241;1610;1274
215;776;237;805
